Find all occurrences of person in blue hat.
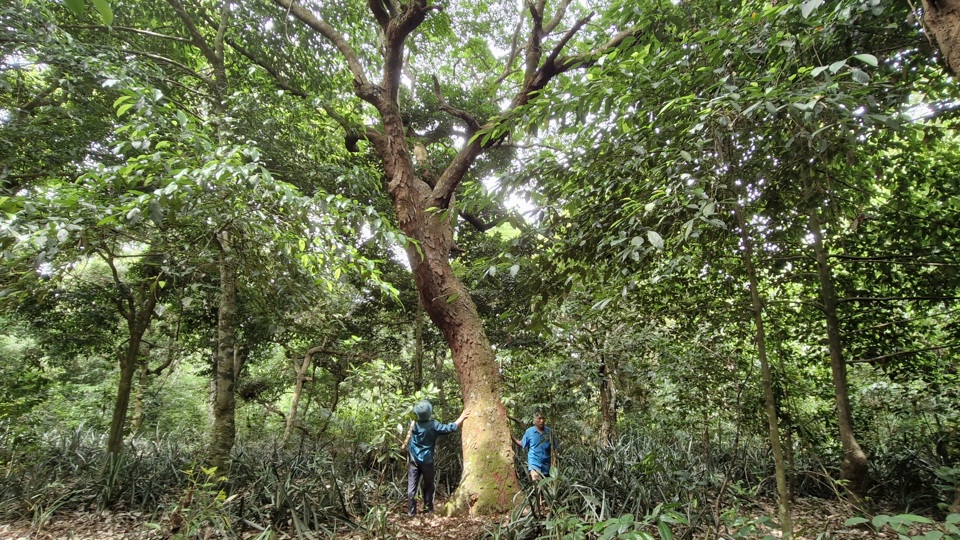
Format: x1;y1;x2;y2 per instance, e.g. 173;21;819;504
513;409;557;480
402;400;467;516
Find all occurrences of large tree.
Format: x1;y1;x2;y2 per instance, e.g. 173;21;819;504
259;0;640;514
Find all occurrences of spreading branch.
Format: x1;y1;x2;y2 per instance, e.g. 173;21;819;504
166;0;220;67
61;25;193;42
848;343;960;363
837;295;960;304
431;75;481;133
120;49;216;87
432;20;642;204
272;0;375;99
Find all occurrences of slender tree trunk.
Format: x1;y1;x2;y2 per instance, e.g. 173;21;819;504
107;345;140;456
599;352;616;446
921;0;960;76
283;346;323;444
738;207;793;538
106;279;158;456
209;231;237;474
414;297;424;392
809;209;869;497
130;357;148;433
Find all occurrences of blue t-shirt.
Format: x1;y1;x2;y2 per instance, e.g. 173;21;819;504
520;426;556;475
408;420;459;464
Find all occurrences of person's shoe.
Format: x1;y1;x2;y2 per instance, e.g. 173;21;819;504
406;510;416;517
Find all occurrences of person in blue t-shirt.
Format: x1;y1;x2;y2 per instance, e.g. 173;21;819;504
513;409;557;480
402;400;467;516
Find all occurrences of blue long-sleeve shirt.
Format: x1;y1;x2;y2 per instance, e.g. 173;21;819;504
408;420;459;464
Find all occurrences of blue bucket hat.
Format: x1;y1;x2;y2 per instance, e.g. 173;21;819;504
413;400;433;422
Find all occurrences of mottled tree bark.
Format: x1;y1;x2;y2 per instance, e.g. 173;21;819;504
209;231;237;474
922;0;960;76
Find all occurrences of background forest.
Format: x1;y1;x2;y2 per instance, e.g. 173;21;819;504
2;0;960;538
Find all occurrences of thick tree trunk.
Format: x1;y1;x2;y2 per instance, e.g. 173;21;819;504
384;148;517;515
209;232;238;475
922;0;960;76
403;213;519;516
368;99;518;514
738;209;793;538
809;209;869;497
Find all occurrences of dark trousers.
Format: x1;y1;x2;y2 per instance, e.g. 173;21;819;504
407;459;436;514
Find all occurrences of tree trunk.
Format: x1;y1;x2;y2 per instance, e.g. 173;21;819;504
809;209;869;497
738;208;793;537
130;357;148;433
106;275;158;456
922;0;960;76
283;346;322;445
365;97;517;514
209;231;238;475
107;343;140;456
599;352;617;446
401;209;519;516
414;297;424;392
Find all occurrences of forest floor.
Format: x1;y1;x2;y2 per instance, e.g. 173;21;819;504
0;496;945;539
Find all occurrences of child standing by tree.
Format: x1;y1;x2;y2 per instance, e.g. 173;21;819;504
402;400;467;516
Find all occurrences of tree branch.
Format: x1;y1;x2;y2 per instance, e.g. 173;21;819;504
60;24;193;42
383;0;431;103
431;75;481;133
848;343;960;364
553;25;643;72
460;210;527;233
432;20;642;206
542;0;573;35
166;0;220;67
837;295;960;304
272;0;375;99
494;9;527;86
120;49;217;87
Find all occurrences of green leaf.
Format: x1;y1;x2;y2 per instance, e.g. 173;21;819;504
117;103;134;117
658;521;674;540
852;53;878;67
64;0;85;15
647;231;664;250
90;0;113;25
801;0;824;18
844;517;870;526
